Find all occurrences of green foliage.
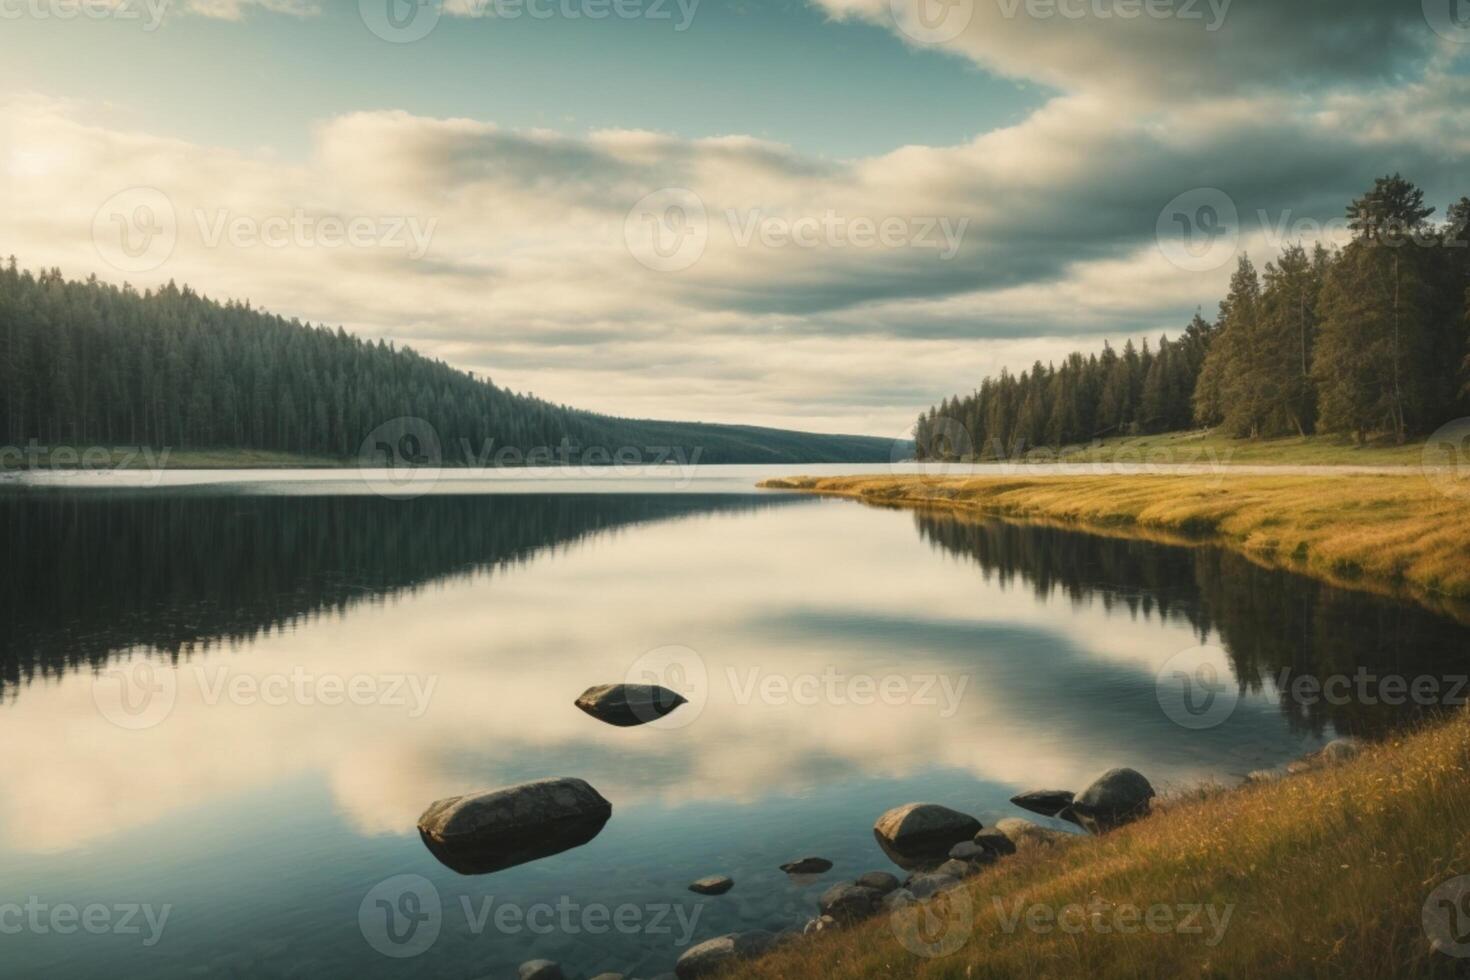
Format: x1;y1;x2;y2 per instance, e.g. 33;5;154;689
0;261;895;464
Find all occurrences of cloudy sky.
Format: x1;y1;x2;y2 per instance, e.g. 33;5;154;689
2;0;1469;437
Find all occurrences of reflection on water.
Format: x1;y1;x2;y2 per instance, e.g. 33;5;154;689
1;486;1467;978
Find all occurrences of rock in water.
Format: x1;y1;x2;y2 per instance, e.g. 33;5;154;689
873;803;983;869
518;961;564;980
1072;768;1155;834
1009;789;1076;817
417;777;612;875
688;875;733;895
780;857;833;874
575;683;688;727
674;932;774;979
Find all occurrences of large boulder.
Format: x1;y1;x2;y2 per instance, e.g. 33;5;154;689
575;683;687;727
417;777;612;874
674;932;774;979
818;882;884;923
1072;768;1155;834
873;803;983;869
1008;789;1075;818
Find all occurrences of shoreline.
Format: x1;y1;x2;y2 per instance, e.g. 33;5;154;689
759;473;1470;620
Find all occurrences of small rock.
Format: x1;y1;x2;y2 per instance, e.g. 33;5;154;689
688;875;733;895
905;873;960;900
780;857;833;874
818;882;883;922
855;871;900;894
993;817;1072;848
881;888;916;911
1009;789;1075;817
588;974;626;980
936;858;977;879
519;961;564;980
948;841;991;862
973;828;1017;856
575;683;688;727
674;932;774;979
1319;738;1363;764
1072;768;1155;834
803;914;839;935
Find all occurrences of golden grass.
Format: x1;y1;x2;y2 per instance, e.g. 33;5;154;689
759;474;1470;613
733;711;1470;980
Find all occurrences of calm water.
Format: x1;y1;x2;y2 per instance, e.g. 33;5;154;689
3;476;1468;978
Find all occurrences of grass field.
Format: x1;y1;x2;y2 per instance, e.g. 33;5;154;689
733;710;1470;980
964;429;1443;468
759;473;1470;613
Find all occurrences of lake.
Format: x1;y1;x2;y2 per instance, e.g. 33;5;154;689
3;471;1468;978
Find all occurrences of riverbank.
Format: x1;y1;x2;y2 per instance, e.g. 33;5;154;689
759;473;1470;614
730;710;1470;980
997;429;1437;467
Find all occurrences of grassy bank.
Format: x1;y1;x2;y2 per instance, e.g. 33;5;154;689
759;473;1470;611
988;429;1438;467
735;711;1470;979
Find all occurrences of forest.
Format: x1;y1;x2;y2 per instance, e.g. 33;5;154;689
0;261;893;465
915;176;1470;459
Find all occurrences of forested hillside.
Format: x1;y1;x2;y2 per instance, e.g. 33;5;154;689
917;176;1470;458
0;262;896;465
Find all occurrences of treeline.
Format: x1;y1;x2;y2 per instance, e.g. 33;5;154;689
917;176;1470;457
0;262;894;464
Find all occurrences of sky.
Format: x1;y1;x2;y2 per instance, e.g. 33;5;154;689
2;0;1469;437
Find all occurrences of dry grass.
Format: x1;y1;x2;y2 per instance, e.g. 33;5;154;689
733;711;1470;980
759;474;1470;613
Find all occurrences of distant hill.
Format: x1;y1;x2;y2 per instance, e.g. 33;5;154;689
0;262;904;465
